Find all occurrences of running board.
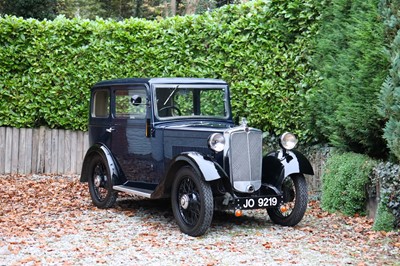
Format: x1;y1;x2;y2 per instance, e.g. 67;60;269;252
113;185;153;198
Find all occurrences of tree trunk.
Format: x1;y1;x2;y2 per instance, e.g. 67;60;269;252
185;0;200;15
171;0;176;16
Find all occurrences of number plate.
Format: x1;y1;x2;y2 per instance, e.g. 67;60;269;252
235;196;282;210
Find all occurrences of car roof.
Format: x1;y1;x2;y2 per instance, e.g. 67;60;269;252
92;77;227;88
92;78;151;88
149;78;227;85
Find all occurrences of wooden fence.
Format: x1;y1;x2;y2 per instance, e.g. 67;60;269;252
0;127;89;175
0;127;327;193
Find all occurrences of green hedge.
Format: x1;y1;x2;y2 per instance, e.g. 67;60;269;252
321;152;376;216
0;0;320;134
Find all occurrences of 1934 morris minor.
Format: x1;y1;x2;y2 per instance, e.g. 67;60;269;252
80;78;314;236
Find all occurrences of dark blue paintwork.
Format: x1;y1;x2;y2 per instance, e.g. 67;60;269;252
82;78;234;192
81;77;313;201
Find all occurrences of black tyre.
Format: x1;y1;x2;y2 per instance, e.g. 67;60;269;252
87;153;117;209
267;174;308;226
171;166;214;237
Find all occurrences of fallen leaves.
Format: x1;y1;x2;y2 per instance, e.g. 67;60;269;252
0;175;399;265
0;174;90;239
304;200;400;254
262;241;272;249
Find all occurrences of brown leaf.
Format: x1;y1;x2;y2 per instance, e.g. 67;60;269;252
262;242;272;249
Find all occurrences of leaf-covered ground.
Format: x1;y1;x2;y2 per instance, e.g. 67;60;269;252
0;174;399;265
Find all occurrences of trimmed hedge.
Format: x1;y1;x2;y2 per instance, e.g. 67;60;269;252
0;0;320;135
321;152;376;216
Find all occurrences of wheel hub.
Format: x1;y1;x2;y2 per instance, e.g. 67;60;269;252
94;175;103;187
180;194;190;209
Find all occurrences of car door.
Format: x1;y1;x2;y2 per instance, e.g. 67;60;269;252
89;88;112;147
110;85;156;183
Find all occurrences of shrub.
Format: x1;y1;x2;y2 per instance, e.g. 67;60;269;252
321;152;376;216
309;0;388;158
377;0;400;161
372;162;400;230
373;199;396;231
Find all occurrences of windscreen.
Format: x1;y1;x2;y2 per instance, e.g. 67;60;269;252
155;85;229;119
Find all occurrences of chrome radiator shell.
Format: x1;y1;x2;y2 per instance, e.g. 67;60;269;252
223;126;263;193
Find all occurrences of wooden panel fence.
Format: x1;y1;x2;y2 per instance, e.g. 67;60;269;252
0;127;327;195
0;127;89;175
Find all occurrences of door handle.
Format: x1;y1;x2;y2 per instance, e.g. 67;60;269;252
106;127;115;133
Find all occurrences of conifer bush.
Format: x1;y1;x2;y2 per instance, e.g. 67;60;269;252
309;0;388;158
378;0;400;162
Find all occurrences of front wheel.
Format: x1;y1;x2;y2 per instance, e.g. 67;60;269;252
267;174;308;226
171;166;214;237
87;153;118;209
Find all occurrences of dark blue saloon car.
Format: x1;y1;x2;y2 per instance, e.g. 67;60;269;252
80;78;314;236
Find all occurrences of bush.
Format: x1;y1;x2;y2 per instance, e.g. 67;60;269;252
321;152;376;216
372;162;400;230
377;0;400;162
373;199;396;231
0;0;321;136
309;0;388;158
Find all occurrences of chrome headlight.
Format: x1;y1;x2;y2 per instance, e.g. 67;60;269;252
280;132;298;150
208;133;225;152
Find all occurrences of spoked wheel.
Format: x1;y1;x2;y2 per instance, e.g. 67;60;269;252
88;154;117;209
267;174;308;226
171;166;213;237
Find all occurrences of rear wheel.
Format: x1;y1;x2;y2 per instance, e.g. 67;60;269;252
171;166;214;236
88;153;117;209
267;174;308;226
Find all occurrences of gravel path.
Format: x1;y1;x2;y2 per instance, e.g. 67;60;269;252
0;174;399;266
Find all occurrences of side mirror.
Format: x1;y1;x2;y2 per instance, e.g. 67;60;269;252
131;95;142;106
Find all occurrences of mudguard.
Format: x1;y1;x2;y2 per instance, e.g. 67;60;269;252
80;143;125;185
262;149;314;188
151;151;227;199
170;152;227;182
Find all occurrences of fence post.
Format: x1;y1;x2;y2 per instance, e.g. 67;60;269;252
0;127;5;174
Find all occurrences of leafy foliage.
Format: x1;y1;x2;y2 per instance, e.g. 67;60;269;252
373;201;396;231
321;152;376;216
0;0;320;135
378;0;400;162
372;162;400;230
309;0;388;158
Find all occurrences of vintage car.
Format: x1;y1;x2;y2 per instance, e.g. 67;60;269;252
80;78;314;236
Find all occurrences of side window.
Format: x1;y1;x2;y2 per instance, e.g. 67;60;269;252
92;90;110;118
115;89;147;119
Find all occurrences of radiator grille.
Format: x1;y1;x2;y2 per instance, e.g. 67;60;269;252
229;129;262;191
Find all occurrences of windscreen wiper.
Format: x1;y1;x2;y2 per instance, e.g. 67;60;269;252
163;85;179;105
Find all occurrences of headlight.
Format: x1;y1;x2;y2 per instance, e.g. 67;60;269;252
208;133;225;152
280;132;298;150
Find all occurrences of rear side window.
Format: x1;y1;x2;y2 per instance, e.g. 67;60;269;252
115;89;147;119
92;90;110;118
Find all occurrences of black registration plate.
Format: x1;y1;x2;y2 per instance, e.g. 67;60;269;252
236;196;282;210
